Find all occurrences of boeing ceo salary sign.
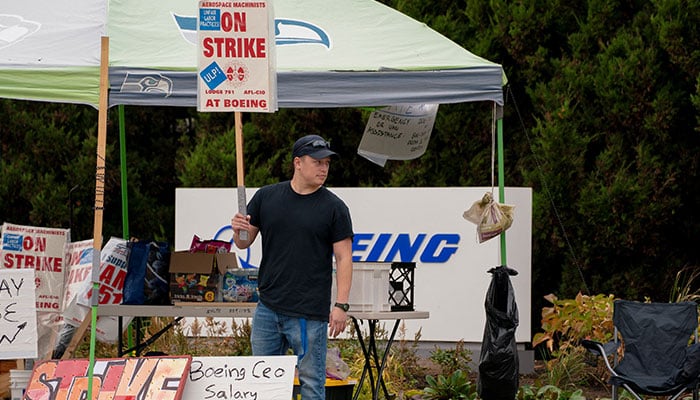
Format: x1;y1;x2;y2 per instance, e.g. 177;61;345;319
197;1;277;113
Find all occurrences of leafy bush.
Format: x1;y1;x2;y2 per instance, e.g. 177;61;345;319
531;293;615;390
517;384;586;400
429;340;473;376
422;370;477;400
532;292;615;354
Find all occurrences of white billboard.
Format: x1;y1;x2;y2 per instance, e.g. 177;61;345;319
175;187;531;343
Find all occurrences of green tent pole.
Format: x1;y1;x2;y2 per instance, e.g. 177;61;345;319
119;105;129;239
88;277;99;399
496;104;507;265
118;104;136;354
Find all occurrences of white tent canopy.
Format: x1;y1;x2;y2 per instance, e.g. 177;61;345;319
0;0;505;108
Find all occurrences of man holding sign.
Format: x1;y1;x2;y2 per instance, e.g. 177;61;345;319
231;135;354;399
197;0;277;239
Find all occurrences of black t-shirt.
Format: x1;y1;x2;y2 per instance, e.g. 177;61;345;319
247;181;353;321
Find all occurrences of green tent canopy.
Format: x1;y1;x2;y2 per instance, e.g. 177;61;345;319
0;0;505;108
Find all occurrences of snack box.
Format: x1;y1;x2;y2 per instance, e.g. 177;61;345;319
222;268;259;303
169;251;237;302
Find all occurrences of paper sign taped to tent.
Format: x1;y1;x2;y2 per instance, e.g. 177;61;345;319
358;104;438;166
196;0;277;113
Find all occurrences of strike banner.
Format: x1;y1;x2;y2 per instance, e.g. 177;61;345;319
197;0;277;112
71;237;131;342
0;223;69;312
61;239;94;328
62;239;94;312
0;269;38;359
358;104;439;167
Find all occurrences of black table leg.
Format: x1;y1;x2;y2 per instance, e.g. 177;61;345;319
117;316;124;355
352;317;377;400
373;319;400;400
351;317;402;400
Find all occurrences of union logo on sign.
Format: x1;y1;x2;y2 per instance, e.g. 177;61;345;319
225;63;249;86
200;61;227;90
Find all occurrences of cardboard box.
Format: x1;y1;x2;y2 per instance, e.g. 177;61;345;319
222;268;259;302
169;251;237;302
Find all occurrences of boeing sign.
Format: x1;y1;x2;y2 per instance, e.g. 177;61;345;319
352;233;459;263
176;187;532;343
213;226;460;268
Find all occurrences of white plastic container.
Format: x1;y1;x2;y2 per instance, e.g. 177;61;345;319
10;369;32;400
348;262;391;312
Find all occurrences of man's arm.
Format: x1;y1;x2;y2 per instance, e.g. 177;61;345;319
329;237;352;337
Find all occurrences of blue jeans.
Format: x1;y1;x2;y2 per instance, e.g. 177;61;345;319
251;302;327;400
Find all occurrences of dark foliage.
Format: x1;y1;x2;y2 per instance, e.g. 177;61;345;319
1;0;699;343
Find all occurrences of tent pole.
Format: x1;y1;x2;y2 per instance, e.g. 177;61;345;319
496;104;507;265
89;35;110;400
118;105;129;240
118;104;136;354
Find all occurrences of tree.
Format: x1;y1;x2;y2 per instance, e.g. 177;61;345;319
2;0;699;343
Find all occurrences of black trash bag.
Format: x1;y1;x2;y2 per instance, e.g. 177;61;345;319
477;265;519;400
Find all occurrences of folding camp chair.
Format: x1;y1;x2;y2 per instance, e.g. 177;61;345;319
582;300;700;400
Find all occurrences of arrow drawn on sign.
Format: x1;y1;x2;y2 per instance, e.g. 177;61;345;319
0;321;27;344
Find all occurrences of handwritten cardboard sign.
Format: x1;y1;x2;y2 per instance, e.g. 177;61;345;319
184;356;296;400
358;104;439;166
0;269;38;359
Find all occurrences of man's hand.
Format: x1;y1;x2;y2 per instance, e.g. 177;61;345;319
329;307;348;338
231;212;258;248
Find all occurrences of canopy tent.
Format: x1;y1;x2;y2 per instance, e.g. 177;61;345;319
0;0;510;369
0;0;505;108
1;0;509;260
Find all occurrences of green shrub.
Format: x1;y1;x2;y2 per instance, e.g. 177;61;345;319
517;384;586;400
532;293;616;390
429;340;473;376
422;370;477;400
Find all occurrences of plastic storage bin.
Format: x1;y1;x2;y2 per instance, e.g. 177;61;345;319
10;369;32;400
348;262;391;312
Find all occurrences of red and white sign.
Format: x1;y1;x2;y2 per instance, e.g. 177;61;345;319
197;1;277;112
70;237;132;342
0;222;68;312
